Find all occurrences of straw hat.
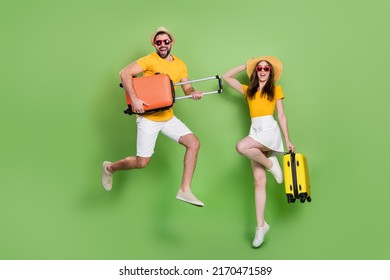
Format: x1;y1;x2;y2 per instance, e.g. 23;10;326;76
150;26;175;46
246;56;283;82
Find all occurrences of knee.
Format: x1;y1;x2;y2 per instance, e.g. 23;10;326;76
236;142;245;155
182;134;200;151
191;136;200;151
254;175;266;189
135;157;150;169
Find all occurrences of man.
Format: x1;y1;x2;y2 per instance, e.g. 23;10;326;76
102;26;204;207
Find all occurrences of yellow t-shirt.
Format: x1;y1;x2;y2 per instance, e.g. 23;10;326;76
242;85;284;118
136;52;188;122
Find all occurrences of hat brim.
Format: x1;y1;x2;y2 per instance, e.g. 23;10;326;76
246;56;283;82
150;27;175;46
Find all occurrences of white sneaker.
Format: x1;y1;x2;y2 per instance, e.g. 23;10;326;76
252;222;270;248
176;190;204;207
102;161;113;191
268;156;283;184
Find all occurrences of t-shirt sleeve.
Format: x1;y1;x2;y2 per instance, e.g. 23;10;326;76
181;62;189;79
242;85;248;97
275;85;285;100
135;55;151;71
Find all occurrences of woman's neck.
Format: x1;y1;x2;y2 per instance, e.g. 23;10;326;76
258;81;266;90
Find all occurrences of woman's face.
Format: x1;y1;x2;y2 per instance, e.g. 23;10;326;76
256;61;271;83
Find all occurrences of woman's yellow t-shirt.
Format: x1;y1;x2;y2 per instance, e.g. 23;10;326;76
242;85;284;118
136;52;188;122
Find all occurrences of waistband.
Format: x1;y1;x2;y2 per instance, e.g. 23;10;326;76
251;115;275;125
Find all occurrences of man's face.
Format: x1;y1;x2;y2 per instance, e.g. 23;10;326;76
154;33;172;59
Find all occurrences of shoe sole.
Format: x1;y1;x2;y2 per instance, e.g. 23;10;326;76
102;161;112;191
176;195;204;207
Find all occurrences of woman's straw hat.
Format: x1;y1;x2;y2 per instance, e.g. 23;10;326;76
246;56;283;81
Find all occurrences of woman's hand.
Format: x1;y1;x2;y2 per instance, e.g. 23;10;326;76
286;140;295;153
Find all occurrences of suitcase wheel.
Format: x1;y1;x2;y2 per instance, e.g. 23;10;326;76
299;193;307;203
286;194;295;203
299;193;312;203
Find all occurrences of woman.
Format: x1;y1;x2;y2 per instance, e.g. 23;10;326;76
222;56;295;248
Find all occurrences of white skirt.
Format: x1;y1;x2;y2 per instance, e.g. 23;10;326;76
248;115;285;153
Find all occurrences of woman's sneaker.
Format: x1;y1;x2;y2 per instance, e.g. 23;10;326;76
252;222;270;248
268;156;283;184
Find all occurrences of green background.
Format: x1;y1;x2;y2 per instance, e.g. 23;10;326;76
1;0;389;260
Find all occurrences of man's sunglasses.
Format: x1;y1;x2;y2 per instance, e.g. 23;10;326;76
155;39;171;46
256;65;271;72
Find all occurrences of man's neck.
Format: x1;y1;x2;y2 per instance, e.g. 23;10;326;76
156;52;174;61
165;54;174;61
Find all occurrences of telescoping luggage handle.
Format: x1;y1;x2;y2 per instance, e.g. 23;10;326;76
286;150;298;199
119;75;223;100
174;75;223;100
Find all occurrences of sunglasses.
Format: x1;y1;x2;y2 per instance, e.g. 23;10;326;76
155;39;171;46
256;65;271;72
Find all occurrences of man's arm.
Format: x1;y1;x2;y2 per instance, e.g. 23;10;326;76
181;77;203;100
119;62;149;114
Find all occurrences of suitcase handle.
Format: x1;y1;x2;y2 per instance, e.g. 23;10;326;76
120;75;223;115
119;75;223;97
175;75;223;100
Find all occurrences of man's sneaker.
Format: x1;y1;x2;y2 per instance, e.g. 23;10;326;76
252;222;270;248
102;161;113;191
176;190;204;207
268;156;283;184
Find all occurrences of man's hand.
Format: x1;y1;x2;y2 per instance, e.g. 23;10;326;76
132;99;149;114
191;90;203;100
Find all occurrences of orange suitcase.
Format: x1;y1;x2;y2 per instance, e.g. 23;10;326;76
120;74;223;115
123;74;175;115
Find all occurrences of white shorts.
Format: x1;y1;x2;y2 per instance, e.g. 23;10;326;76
249;115;285;154
136;116;192;157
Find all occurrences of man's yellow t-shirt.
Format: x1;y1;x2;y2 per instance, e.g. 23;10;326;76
136;52;188;122
242;85;284;118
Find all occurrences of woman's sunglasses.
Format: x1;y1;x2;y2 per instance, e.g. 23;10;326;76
256;65;271;72
155;39;171;46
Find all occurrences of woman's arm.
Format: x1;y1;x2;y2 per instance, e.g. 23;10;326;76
222;64;246;94
276;99;295;152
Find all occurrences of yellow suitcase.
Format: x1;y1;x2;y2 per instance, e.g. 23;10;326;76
283;151;311;203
